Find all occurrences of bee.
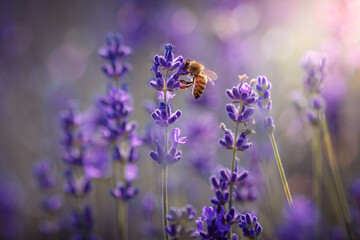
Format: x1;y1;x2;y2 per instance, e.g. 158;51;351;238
178;59;218;99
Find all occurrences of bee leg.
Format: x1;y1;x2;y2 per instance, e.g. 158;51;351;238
178;79;189;84
179;79;194;89
180;83;194;89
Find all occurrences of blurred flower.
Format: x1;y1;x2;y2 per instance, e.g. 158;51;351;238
165;205;196;240
98;33;131;79
98;86;133;119
70;205;98;240
301;51;327;93
277;196;316;240
0;177;23;239
63;170;91;197
33;159;56;189
41;195;62;212
110;181;138;201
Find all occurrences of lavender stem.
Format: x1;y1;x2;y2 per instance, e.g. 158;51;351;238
320;114;353;239
162;165;169;240
162;69;170;240
269;132;293;210
312;124;322;239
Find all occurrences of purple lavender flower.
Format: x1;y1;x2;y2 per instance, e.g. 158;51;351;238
226;80;258;105
60;104;88;166
226;104;255;124
218;123;252;151
210;166;249;207
150;128;187;165
277;196;316;240
98;86;133;119
218;123;235;149
239;213;262;239
0;177;23;239
195;205;241;240
150;44;186;93
39;220;60;234
63;170;91;197
255;75;272;114
41;195;62;212
33;159;56;189
301;50;327;93
151;102;182;127
98;33;131;79
165;205;196;240
70;205;98;240
110;181;138;201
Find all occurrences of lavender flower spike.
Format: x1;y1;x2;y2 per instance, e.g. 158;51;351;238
255;75;272;114
98;33;132;79
301;50;326;93
150;44;185;93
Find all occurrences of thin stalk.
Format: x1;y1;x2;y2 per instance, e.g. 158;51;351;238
269;132;293;210
162;69;170;240
119;161;128;240
320;115;353;239
228;103;242;238
229;121;240;211
162;165;169;240
312;125;322;239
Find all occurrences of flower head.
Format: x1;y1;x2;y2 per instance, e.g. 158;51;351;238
239;213;263;239
165;205;196;240
110;181;138;201
255;75;272;113
301;51;327;93
226;80;258;105
33;159;56;189
150;44;186;93
98;33;131;78
99;86;133;119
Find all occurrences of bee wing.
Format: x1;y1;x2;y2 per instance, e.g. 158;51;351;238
202;69;218;85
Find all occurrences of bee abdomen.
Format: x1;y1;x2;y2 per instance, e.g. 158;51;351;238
193;76;207;99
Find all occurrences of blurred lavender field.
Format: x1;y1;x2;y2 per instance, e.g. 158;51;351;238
0;0;360;239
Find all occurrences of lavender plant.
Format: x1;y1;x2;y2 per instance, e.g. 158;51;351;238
300;50;353;239
97;33;141;240
254;75;294;209
219;75;257;212
59;103;96;239
149;44;187;240
165;205;196;240
32;159;62;235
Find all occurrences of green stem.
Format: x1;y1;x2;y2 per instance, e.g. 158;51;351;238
119;161;128;240
312;125;322;239
162;165;169;240
269;132;293;210
228;103;243;238
162;69;170;240
229;122;239;210
320;115;353;239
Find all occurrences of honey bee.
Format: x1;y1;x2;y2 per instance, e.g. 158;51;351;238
178;59;218;99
